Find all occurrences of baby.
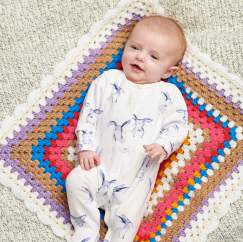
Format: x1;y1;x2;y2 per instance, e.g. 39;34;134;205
66;15;188;242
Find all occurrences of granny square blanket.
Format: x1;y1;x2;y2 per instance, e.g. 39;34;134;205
0;0;242;241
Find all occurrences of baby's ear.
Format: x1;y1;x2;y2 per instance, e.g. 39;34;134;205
161;66;179;79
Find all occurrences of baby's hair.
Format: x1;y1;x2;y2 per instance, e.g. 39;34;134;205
131;15;187;65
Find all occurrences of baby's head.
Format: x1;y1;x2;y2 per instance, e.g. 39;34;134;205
121;15;187;84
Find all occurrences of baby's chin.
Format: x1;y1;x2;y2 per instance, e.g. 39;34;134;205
126;75;146;84
125;73;158;85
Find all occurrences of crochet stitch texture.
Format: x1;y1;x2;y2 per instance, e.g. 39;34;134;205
0;1;242;241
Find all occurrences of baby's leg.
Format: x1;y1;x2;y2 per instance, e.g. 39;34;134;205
104;166;157;242
66;165;101;242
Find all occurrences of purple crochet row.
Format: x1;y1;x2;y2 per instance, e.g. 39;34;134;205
172;159;243;242
0;13;141;224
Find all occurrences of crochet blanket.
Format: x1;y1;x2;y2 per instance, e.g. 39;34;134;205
0;0;242;241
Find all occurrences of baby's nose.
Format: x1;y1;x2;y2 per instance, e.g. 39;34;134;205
136;51;146;61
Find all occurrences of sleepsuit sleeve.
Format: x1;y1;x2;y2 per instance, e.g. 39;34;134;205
75;72;106;152
155;86;188;159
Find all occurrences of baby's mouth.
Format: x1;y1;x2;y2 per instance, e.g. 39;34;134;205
131;64;144;72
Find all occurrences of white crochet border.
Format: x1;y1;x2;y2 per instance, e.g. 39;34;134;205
0;0;242;241
179;165;243;242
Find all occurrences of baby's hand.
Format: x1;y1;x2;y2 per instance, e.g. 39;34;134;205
143;143;167;163
78;150;101;170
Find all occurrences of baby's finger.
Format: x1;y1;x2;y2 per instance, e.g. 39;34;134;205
143;144;148;150
158;155;165;163
147;144;154;150
94;154;101;166
79;159;85;170
147;147;156;156
151;151;162;160
143;144;153;154
147;146;160;158
88;157;95;169
83;158;90;170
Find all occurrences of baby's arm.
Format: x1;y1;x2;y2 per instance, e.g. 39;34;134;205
75;73;106;169
145;86;188;163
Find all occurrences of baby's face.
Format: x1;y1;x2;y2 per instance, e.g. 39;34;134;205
121;24;179;84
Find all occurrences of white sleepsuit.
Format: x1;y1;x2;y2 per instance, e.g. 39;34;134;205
66;69;188;242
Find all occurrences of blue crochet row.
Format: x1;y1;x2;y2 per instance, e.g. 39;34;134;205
31;49;123;193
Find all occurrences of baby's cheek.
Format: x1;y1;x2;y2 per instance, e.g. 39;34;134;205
121;53;129;66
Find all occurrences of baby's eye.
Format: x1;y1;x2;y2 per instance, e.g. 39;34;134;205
151;55;159;60
131;45;138;50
